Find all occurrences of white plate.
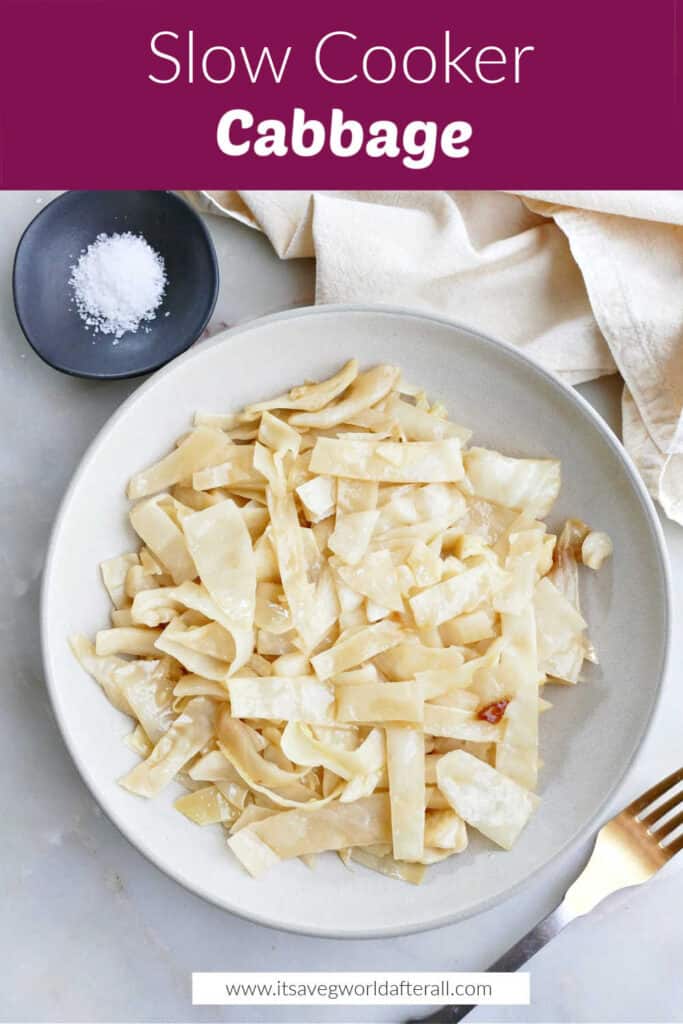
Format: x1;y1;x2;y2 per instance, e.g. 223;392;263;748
42;305;670;938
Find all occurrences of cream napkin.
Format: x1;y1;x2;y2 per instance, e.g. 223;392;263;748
191;189;683;524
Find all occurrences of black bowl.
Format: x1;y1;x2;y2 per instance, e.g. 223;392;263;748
13;191;219;380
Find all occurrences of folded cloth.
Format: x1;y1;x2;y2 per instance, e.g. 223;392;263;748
190;189;683;525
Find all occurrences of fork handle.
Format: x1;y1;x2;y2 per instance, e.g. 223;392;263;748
406;899;576;1023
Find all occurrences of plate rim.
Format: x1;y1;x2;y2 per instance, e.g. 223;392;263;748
40;302;672;938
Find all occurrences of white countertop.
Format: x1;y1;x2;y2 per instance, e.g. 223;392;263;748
1;191;681;1024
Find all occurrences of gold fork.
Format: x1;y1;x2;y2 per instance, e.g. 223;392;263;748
411;766;683;1024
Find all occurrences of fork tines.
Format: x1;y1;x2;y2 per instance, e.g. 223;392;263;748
628;766;683;854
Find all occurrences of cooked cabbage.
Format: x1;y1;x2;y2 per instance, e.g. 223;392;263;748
464;448;561;518
437;750;538;850
73;360;611;883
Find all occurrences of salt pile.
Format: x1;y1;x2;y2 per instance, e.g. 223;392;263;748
69;232;167;341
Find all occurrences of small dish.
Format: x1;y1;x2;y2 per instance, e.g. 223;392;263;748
41;305;671;937
13;190;219;380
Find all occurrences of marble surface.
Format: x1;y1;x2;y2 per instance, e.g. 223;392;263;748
1;191;681;1024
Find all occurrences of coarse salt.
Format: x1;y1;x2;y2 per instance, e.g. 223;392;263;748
69;232;167;341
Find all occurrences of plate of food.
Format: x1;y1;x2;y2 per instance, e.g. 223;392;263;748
41;304;670;937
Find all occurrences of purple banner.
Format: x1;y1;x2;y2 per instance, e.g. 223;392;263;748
0;0;681;186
